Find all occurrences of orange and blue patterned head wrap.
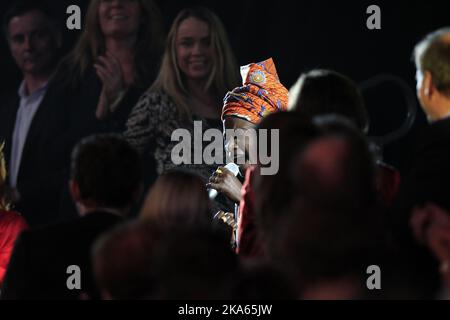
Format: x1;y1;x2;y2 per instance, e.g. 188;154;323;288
222;58;289;124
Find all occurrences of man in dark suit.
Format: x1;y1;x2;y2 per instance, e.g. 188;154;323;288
405;27;450;212
0;1;67;226
1;134;143;299
396;28;450;298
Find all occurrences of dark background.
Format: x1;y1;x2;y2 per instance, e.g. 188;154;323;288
1;0;450;170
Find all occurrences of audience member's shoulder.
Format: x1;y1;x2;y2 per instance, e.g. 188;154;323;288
53;211;122;230
50;55;74;86
135;89;177;114
19;219;75;241
417;117;450;147
79;211;124;226
0;211;28;234
141;89;173;105
431;116;450;132
12;213;123;252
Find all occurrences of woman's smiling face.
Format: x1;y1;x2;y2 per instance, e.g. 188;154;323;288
98;0;141;38
175;17;213;82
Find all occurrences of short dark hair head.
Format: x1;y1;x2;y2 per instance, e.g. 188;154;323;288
289;69;369;134
3;0;58;40
277;122;383;288
140;170;211;226
413;27;450;97
152;226;239;299
253;112;319;254
70;134;142;209
93;220;165;299
233;262;296;299
296;117;376;212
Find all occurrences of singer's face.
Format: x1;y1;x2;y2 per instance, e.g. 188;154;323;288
223;117;255;170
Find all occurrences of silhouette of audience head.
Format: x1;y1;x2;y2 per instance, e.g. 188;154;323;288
295;117;376;212
278;119;385;298
69;134;142;215
94;221;238;300
152;226;239;299
289;69;369;133
93;219;164;299
140;170;211;226
252;112;319;255
232;262;296;299
413;27;450;122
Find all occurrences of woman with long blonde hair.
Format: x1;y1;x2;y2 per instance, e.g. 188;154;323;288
124;7;239;180
0;142;27;286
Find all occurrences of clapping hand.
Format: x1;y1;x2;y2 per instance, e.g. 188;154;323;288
94;52;125;119
207;167;242;203
410;204;450;282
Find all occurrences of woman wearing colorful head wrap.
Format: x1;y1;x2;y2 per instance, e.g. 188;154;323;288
207;58;288;202
208;58;288;252
0;142;28;286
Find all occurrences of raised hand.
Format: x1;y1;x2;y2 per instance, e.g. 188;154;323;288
410;203;450;284
94;52;126;119
410;203;450;244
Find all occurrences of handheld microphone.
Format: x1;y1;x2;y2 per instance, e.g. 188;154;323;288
208;163;240;200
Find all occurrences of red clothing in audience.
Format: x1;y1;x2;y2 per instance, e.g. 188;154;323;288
236;166;264;258
0;210;28;284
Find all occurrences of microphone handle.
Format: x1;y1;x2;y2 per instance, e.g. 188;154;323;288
208;163;240;200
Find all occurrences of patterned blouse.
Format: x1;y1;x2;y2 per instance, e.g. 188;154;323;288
124;90;225;192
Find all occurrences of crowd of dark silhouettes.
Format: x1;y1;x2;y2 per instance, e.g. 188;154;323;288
1;0;450;300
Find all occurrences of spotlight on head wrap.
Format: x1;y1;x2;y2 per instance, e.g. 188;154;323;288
222;58;289;124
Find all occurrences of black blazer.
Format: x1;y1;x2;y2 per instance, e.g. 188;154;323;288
404;117;450;212
0;81;71;226
1;211;124;300
55;63;156;222
55;61;155;140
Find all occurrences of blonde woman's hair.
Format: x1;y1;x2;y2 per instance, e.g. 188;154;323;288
0;142;11;211
140;170;211;226
151;6;239;117
64;0;164;87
